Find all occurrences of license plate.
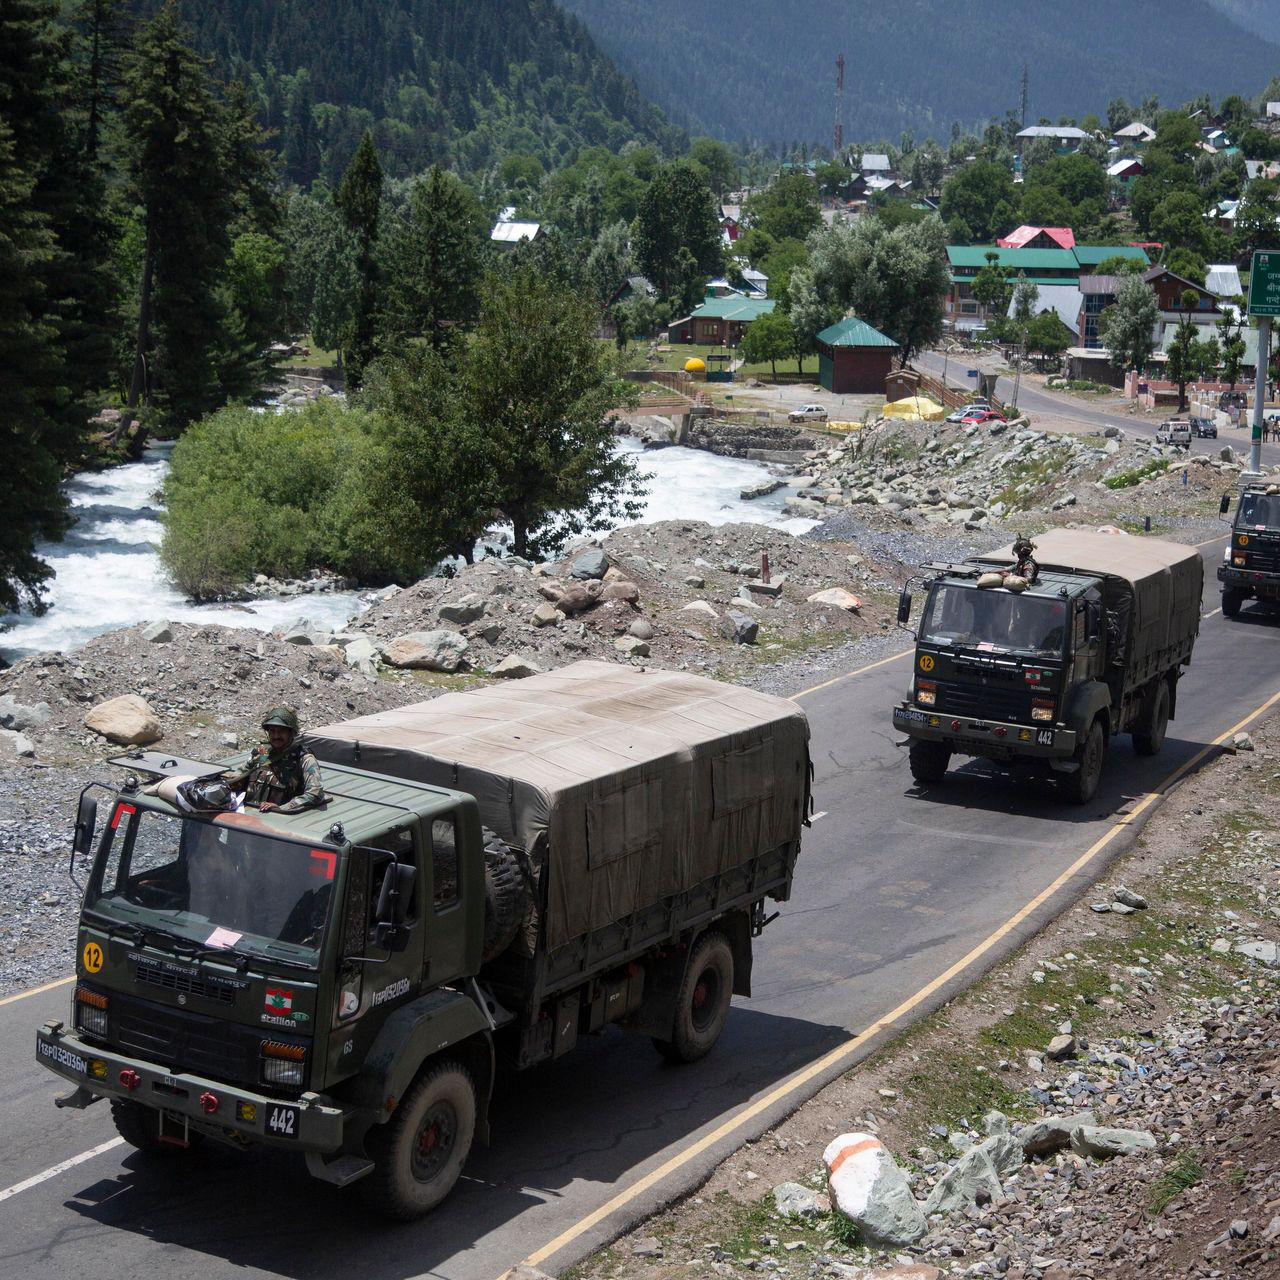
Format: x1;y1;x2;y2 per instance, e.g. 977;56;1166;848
37;1033;87;1076
266;1104;299;1139
1037;729;1054;746
901;708;928;723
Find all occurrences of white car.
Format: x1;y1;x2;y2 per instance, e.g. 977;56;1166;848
1156;419;1191;448
788;403;829;423
945;401;991;424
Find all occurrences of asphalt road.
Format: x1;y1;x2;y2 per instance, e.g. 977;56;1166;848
1;538;1277;1280
913;350;1280;469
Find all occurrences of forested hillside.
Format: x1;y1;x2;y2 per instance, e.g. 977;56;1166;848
137;0;683;183
560;0;1280;147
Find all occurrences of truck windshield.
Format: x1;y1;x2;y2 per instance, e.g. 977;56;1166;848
921;584;1068;657
1239;493;1280;529
85;801;335;965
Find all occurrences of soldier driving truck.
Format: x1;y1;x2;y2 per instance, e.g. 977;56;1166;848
892;530;1203;803
36;663;811;1219
1217;481;1280;618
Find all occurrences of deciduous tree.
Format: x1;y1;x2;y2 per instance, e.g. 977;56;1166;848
632;158;721;299
1098;275;1159;374
740;309;795;380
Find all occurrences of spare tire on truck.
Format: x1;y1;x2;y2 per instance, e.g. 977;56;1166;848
481;827;530;962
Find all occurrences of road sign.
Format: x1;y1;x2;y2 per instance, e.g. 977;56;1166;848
1248;251;1280;317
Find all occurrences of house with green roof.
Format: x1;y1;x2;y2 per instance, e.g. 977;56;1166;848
668;294;776;346
815;315;899;393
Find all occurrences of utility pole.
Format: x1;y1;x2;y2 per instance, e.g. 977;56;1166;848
1019;65;1029;128
1250;316;1268;478
834;54;845;157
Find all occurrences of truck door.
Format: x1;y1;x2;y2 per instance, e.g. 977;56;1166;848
423;810;470;986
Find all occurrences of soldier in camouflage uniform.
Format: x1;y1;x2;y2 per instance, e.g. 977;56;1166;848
223;707;325;813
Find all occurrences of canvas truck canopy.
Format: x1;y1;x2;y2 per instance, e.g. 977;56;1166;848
975;530;1202;672
308;662;811;950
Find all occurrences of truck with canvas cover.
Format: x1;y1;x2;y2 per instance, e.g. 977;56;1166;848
1217;480;1280;617
891;530;1202;803
36;663;810;1218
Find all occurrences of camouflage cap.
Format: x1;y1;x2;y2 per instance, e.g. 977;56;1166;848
261;706;300;733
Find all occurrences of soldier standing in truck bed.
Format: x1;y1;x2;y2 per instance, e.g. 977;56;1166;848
223;707;324;813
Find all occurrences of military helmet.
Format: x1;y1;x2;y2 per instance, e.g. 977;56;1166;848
261;706;300;733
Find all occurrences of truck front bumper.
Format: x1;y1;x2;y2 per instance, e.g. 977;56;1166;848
36;1021;345;1152
1218;565;1280;600
893;703;1076;760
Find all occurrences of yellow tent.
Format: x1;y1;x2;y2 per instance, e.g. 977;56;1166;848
883;394;945;421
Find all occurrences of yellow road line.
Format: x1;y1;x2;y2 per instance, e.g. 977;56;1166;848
0;975;74;1008
507;684;1280;1278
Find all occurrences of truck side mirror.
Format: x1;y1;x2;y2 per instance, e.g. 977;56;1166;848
373;862;416;952
897;589;913;626
1219;493;1231;517
72;794;97;860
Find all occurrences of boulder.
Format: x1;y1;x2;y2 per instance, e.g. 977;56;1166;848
741;479;785;500
530;603;561;628
141;620;173;644
1113;886;1147;909
628;620;655;640
772;1181;827;1218
570;549;609;580
490;654;543;679
1069;1125;1156;1158
438;592;486;625
976;1131;1024;1179
602;580;640;604
1234;939;1280;966
1233;731;1255;752
382;630;469;673
614;636;650;658
84;694;163;746
720;610;759;645
923;1145;1003;1215
0;728;35;758
807;588;862;612
1019;1112;1096;1158
342;636;380;677
554;585;594;615
682;601;719;619
0;694;52;732
823;1132;927;1247
684;574;705;588
1045;1033;1077;1060
470;621;504;643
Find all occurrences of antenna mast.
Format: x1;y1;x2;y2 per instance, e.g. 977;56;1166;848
1019;63;1029;127
834;54;845;156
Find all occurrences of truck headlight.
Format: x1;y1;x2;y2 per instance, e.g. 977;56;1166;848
1031;699;1055;722
75;986;109;1039
260;1040;306;1089
916;680;936;706
1233;554;1246;566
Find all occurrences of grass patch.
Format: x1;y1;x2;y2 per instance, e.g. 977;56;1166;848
990;446;1072;511
1103;459;1172;490
1150;1151;1204;1215
900;1049;1027;1137
280;335;338;368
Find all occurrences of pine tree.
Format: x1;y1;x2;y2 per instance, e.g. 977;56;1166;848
73;0;130;166
120;1;233;428
336;129;384;386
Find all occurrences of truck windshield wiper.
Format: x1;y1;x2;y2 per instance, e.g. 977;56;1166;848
108;921;250;971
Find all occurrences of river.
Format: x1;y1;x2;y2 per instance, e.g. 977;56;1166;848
0;438;811;663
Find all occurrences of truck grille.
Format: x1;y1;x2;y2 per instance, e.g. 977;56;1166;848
935;681;1031;724
1244;549;1280;574
136;965;235;1005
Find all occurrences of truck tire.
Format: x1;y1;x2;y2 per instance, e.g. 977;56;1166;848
652;931;734;1064
1132;681;1170;756
110;1098;199;1154
363;1060;476;1220
482;827;529;963
908;740;950;785
1063;720;1105;805
1222;589;1243;618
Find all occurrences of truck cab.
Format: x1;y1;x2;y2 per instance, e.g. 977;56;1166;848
1218;483;1280;617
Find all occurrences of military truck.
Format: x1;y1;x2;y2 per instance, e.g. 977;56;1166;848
1218;481;1280;617
36;663;810;1219
891;530;1203;803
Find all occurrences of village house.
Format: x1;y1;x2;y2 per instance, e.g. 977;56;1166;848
815;316;899;393
997;225;1075;250
1015;125;1088;154
667;295;775;346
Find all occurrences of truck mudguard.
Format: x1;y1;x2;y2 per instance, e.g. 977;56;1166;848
1064;679;1112;739
348;988;493;1127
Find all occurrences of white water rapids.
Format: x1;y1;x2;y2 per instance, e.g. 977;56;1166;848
0;436;814;663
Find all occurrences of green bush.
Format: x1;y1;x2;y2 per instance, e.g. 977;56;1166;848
1103;459;1171;490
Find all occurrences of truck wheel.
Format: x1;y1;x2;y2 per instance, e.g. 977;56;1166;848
653;931;734;1064
1064;721;1105;805
481;828;529;963
1222;589;1243;618
110;1099;199;1155
908;740;951;785
1132;682;1170;756
363;1061;476;1220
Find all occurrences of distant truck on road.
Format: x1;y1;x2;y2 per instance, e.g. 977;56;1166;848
36;663;810;1218
892;530;1203;803
1219;481;1280;617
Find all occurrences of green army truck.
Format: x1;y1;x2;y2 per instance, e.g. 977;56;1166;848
891;530;1203;803
36;662;810;1218
1218;481;1280;617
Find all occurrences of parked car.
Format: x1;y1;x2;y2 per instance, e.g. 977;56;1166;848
1190;416;1217;438
1219;390;1247;413
959;408;1006;425
1156;418;1192;448
945;400;991;424
788;403;828;423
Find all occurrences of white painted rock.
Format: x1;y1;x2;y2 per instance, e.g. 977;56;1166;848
84;694;162;746
807;587;862;612
823;1132;926;1246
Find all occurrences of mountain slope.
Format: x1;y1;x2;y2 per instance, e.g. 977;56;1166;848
560;0;1280;146
148;0;682;183
1208;0;1276;41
